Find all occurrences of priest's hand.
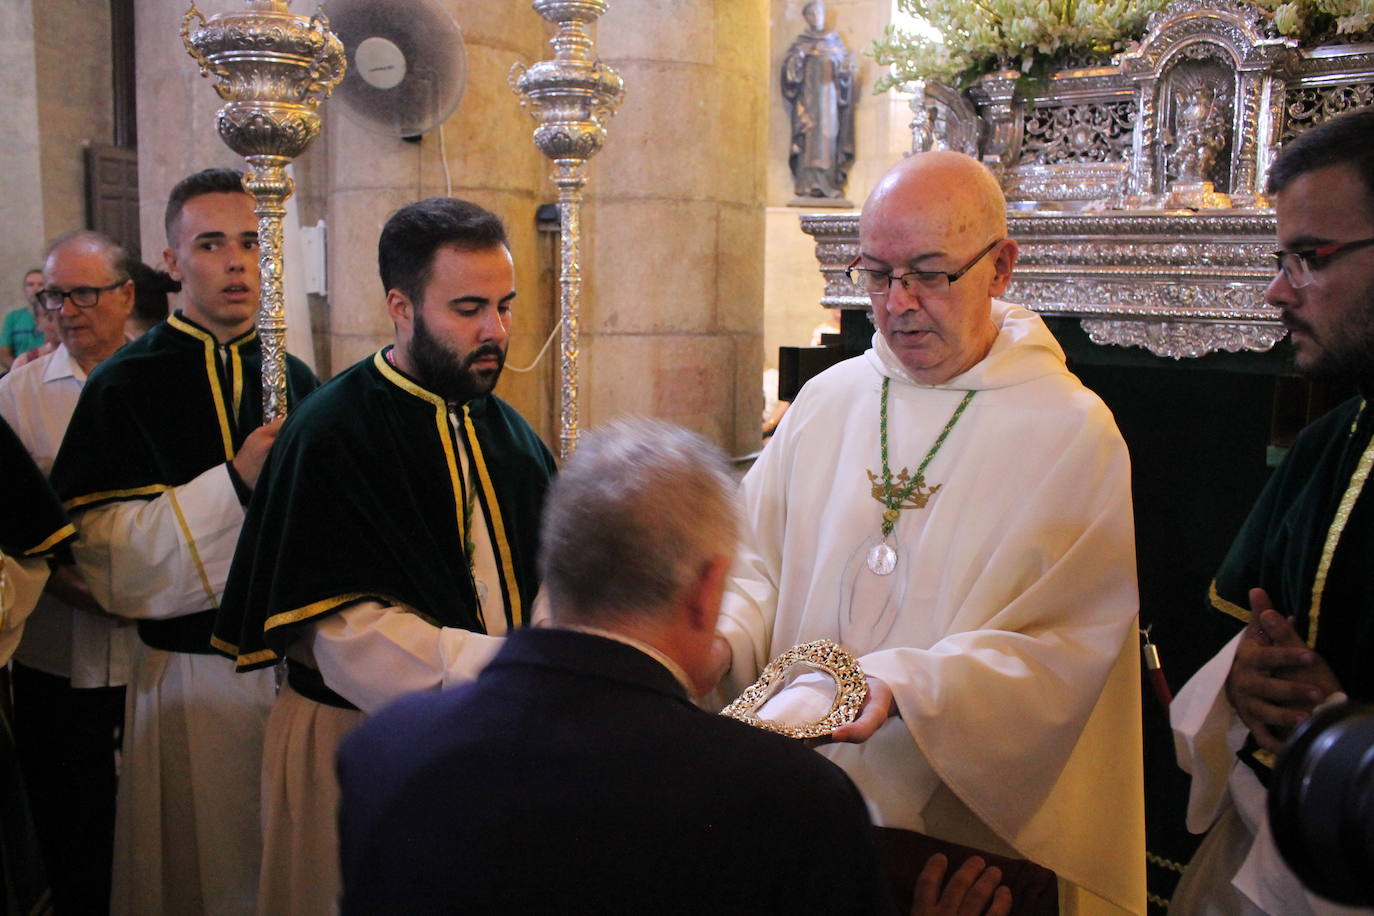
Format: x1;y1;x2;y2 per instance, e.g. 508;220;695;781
231;417;285;492
911;853;1012;916
828;675;893;744
1225;587;1342;753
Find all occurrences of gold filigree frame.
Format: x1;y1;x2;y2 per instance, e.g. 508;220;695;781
721;639;868;739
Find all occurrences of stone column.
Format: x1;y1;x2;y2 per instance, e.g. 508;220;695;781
582;1;768;456
321;4;554;438
0;0;45;287
134;0;243;266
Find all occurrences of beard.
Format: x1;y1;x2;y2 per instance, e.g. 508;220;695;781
1285;291;1374;389
409;310;507;403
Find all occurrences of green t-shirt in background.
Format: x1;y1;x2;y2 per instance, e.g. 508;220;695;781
1;306;43;356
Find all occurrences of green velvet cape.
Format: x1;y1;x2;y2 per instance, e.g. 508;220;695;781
0;413;73;558
213;349;556;670
51;312;319;510
49;312;319;650
1209;396;1374;770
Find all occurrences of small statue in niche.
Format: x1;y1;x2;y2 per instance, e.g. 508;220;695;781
1167;80;1229;183
782;1;857;204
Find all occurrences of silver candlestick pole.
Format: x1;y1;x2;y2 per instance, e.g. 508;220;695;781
182;1;345;420
511;0;623;459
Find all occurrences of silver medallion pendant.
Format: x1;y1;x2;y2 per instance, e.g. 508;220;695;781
867;541;897;576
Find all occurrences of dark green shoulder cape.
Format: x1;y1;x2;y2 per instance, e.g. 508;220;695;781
50;311;320;511
1;413;73;558
213;349;556;670
48;312;319;651
1210;397;1374;770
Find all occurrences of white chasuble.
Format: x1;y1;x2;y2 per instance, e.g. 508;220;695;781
718;301;1145;913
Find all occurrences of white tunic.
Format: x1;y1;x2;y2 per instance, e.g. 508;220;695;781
0;345;134;686
1170;636;1366;914
70;468;275;916
717;301;1145;913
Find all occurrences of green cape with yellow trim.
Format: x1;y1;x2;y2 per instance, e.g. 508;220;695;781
1;413;74;558
213;348;556;670
50;312;320;511
1210;396;1374;771
49;312;319;652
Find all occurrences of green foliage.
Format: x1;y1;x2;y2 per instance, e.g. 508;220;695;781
869;0;1374;95
1248;0;1374;41
869;0;1169;91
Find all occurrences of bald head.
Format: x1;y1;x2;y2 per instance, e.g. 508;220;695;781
855;151;1016;384
861;151;1007;245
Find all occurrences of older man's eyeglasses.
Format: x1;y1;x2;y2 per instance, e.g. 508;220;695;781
1272;237;1374;289
847;239;1003;297
37;281;127;311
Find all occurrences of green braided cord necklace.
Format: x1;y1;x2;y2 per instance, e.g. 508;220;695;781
865;377;977;575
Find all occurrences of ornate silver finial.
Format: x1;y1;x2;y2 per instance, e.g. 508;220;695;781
183;1;345;420
511;0;624;460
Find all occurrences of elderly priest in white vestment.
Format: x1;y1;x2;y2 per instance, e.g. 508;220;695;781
714;150;1145;915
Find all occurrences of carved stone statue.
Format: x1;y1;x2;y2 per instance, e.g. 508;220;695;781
781;1;856;203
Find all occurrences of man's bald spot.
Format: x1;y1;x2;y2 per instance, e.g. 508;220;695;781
44;230;128;282
861;151;1007;243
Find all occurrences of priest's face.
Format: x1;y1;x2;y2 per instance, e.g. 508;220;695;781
397;244;513;402
163;191;260;341
858;153;1014;385
1267;164;1374;384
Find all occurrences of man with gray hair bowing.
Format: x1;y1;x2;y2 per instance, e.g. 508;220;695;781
336;418;912;915
714;150;1145;914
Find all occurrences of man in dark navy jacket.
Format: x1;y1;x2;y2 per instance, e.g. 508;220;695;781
336;417;902;915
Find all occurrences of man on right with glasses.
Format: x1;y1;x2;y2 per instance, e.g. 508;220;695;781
1171;108;1374;915
715;150;1144;913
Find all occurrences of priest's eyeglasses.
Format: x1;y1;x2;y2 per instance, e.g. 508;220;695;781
37;281;128;311
847;239;1003;296
1272;237;1374;289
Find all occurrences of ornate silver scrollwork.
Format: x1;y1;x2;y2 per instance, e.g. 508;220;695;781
721;639;869;739
1019;100;1136;165
183;1;345;420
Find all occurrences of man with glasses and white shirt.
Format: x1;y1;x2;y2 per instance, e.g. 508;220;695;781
713;150;1145;913
0;230;136;914
1171;108;1374;916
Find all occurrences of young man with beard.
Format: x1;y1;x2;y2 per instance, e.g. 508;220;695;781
49;168;319;915
215;197;556;916
1171;108;1374;914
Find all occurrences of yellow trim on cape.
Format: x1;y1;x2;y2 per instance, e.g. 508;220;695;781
1307;423;1374;648
230;343;244;419
1208;580;1251;623
462;405;524;629
64;483;170;511
168;314;236;460
372;352;479;625
209;633;239;656
262;590;401;633
24;522;76;557
168;488;219;611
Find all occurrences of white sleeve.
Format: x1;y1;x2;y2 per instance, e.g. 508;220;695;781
307;600;505;714
70;464;244;619
1;553;51;665
1171;632;1249;833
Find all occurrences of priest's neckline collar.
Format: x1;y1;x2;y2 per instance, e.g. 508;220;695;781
168;310;258;348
